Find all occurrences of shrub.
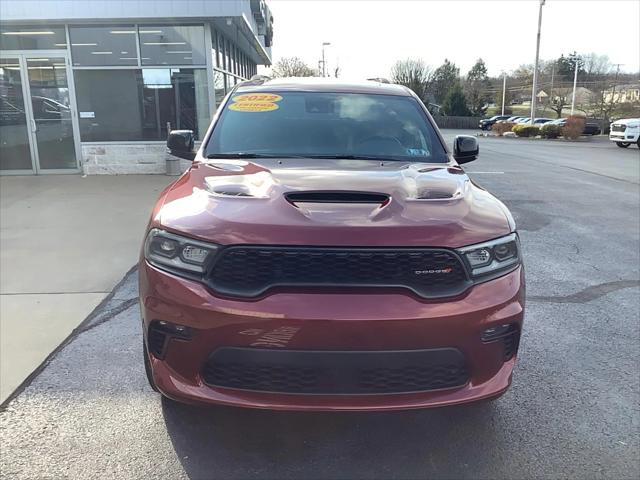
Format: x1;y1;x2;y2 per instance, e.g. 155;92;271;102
492;122;516;136
512;124;540;137
561;115;586;139
540;123;561;139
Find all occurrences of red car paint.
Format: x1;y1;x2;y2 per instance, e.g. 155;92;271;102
139;79;525;410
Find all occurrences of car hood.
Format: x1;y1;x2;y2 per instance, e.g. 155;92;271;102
152;158;514;248
612;118;640;126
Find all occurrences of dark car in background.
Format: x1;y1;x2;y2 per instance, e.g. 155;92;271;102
479;115;512;130
549;118;601;135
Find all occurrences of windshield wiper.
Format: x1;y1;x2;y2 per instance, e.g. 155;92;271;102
206;153;408;161
206;152;285;159
306;154;401;161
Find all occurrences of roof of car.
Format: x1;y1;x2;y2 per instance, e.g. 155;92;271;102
234;77;413;96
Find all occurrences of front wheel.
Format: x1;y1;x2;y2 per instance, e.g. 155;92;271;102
616;142;630;148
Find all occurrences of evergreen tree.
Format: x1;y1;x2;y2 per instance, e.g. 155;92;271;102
442;83;471;116
555;52;585;80
430;59;460;104
465;58;490;116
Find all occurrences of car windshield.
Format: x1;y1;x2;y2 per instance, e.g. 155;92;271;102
205;91;448;162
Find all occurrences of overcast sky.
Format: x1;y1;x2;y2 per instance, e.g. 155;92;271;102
263;0;640;78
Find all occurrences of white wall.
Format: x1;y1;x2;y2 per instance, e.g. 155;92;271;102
0;0;247;22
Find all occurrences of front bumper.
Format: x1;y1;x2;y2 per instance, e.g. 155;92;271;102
140;262;525;411
610;132;638;142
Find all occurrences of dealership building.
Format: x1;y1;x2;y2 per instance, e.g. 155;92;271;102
0;0;273;174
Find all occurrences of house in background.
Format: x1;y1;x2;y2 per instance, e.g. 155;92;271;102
604;84;640;104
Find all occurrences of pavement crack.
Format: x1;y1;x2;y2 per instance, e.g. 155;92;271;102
528;280;640;304
79;297;138;333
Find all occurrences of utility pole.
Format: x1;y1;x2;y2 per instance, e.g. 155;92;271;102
570;55;580;115
610;63;622;102
601;63;623;132
501;73;507;115
321;42;331;77
549;62;555;106
530;0;545;124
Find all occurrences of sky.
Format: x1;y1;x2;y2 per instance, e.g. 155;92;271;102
262;0;640;78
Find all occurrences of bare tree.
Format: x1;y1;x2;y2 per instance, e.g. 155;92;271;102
579;55;624;130
390;59;433;102
548;88;572;118
581;53;613;83
271;57;317;77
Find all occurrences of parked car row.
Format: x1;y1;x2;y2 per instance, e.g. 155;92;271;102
478;115;511;130
480;114;603;136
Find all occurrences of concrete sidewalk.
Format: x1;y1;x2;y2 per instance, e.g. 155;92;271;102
0;174;172;403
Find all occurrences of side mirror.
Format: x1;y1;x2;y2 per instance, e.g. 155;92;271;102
167;129;196;161
453;135;479;164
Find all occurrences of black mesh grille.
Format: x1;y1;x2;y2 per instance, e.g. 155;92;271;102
147;325;167;358
207;246;470;298
202;348;468;395
611;124;626;132
503;330;520;360
359;365;469;393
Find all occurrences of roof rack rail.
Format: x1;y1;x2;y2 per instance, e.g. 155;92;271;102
249;74;272;82
367;77;390;84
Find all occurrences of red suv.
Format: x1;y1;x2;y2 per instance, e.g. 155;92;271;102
139;78;525;411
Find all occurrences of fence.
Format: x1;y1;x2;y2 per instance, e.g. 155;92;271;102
432;115;482;129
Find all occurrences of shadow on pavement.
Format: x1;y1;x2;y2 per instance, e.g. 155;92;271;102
162;396;505;479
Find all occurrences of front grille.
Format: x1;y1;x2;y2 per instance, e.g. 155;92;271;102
202;347;469;395
503;328;520;360
147;324;168;358
611;124;626;132
206;246;470;299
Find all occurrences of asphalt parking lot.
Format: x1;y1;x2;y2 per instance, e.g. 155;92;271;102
1;133;639;479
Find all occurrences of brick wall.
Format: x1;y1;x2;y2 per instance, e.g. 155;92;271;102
81;144;195;175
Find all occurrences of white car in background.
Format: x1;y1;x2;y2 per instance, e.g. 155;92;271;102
609;118;640;148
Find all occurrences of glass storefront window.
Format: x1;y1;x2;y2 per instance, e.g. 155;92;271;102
219;35;227;70
69;25;137;66
212;30;219;68
0;26;67;50
74;68;209;142
139;25;205;66
0;58;32;170
213;70;225;109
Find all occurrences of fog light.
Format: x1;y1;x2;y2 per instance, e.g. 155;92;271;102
481;324;512;342
148;320;192;359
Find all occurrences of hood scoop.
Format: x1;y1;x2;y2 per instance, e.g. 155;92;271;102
285;191;389;205
285;190;390;224
205;171;275;198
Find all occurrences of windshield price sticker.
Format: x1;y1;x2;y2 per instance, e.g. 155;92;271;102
229;93;282;112
232;93;282;103
229;102;279;112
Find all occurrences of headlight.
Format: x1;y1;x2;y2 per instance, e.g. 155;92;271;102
457;233;521;278
144;228;218;274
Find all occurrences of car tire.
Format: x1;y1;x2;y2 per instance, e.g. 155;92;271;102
616;142;630;148
143;339;160;392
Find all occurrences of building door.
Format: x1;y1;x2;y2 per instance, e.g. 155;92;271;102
0;53;80;174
